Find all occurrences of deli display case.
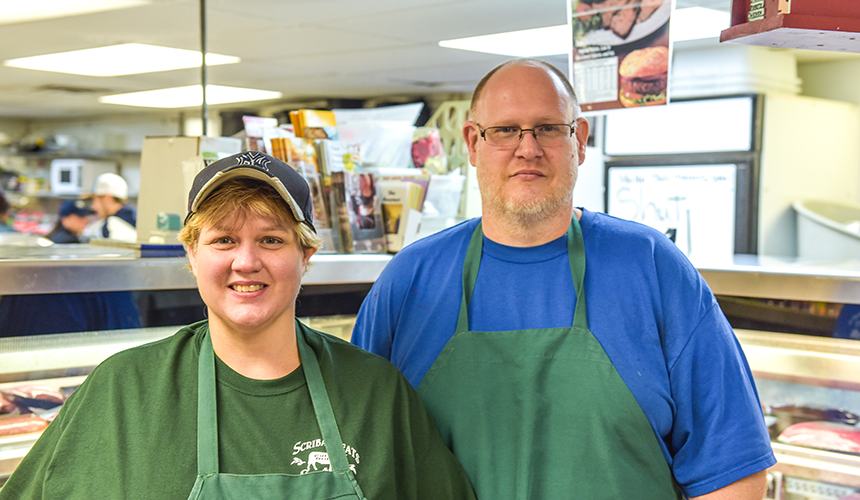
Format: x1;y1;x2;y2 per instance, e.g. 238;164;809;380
2;248;860;498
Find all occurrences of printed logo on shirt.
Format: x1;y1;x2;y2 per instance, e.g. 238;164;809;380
291;438;361;475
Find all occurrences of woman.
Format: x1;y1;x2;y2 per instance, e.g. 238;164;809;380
0;151;475;499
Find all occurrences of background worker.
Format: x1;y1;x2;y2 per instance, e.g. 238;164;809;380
47;199;93;243
83;172;137;242
0;189;16;233
352;58;776;499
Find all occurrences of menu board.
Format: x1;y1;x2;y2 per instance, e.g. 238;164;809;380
569;0;672;112
607;164;737;261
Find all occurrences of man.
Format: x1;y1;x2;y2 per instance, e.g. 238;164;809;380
47;199;93;243
83;172;137;242
351;58;776;499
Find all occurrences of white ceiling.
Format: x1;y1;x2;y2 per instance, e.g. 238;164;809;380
0;0;853;121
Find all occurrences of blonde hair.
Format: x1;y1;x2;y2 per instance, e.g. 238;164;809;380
178;178;322;253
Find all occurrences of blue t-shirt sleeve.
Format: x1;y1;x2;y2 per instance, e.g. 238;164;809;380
352;219;477;387
582;210;775;496
352;275;395;360
668;302;776;496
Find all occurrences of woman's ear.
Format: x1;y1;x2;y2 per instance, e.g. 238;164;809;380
302;247;317;267
187;245;198;277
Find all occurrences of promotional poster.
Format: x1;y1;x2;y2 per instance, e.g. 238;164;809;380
570;0;673;112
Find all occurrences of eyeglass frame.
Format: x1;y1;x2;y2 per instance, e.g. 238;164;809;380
475;122;577;147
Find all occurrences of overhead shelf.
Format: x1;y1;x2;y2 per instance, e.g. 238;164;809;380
720;0;860;53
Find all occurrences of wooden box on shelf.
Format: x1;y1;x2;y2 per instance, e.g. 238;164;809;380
720;0;860;53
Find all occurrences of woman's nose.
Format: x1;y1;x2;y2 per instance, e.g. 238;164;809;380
232;242;262;272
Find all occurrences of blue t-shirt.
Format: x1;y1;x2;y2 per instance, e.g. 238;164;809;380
352;209;776;497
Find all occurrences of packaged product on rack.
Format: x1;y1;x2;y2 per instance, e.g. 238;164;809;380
344;170;385;253
411;127;447;174
379;179;424;252
290;109;338;140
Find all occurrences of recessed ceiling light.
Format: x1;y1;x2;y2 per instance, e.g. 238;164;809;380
439;25;569;57
4;43;239;77
0;0;150;25
99;85;283;108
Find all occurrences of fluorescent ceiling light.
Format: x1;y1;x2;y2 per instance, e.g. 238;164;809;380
670;8;730;42
4;43;239;77
0;0;149;25
439;25;569;57
99;85;283;108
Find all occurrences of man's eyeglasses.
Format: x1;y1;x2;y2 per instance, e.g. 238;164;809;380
477;123;576;147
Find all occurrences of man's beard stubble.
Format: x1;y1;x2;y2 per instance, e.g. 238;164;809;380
478;151;579;228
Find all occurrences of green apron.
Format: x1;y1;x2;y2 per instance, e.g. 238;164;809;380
187;326;367;500
417;218;682;499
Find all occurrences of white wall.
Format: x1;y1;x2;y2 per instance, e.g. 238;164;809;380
798;58;860;205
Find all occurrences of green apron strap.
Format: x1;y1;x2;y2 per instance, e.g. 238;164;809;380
197;331;219;476
568;215;588;332
458;218;587;333
296;322;367;499
456;224;484;333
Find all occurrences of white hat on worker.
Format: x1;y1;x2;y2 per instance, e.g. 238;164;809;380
92;173;128;200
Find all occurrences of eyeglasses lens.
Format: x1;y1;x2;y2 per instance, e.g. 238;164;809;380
483;125;573;147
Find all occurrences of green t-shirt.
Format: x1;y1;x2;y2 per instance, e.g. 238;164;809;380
0;321;475;499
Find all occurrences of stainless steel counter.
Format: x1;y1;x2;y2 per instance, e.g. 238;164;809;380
0;244;393;295
5;247;860;304
695;254;860;303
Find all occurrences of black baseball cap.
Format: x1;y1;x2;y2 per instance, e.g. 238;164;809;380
59;199;94;217
185;151;315;233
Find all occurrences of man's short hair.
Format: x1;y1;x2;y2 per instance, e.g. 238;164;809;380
469;58;581;122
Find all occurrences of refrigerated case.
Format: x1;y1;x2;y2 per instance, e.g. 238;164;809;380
602;93;860;260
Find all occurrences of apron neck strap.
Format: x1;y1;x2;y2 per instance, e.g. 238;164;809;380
458;217;588;332
197;331;219;476
295;322;353;474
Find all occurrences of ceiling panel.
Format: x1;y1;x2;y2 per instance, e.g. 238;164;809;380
0;0;854;121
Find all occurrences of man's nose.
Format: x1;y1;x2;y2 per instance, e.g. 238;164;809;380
515;129;543;157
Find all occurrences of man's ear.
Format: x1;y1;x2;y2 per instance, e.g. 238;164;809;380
463;121;481;167
574;117;590;165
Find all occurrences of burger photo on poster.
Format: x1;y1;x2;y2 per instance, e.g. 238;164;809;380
618;46;669;107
